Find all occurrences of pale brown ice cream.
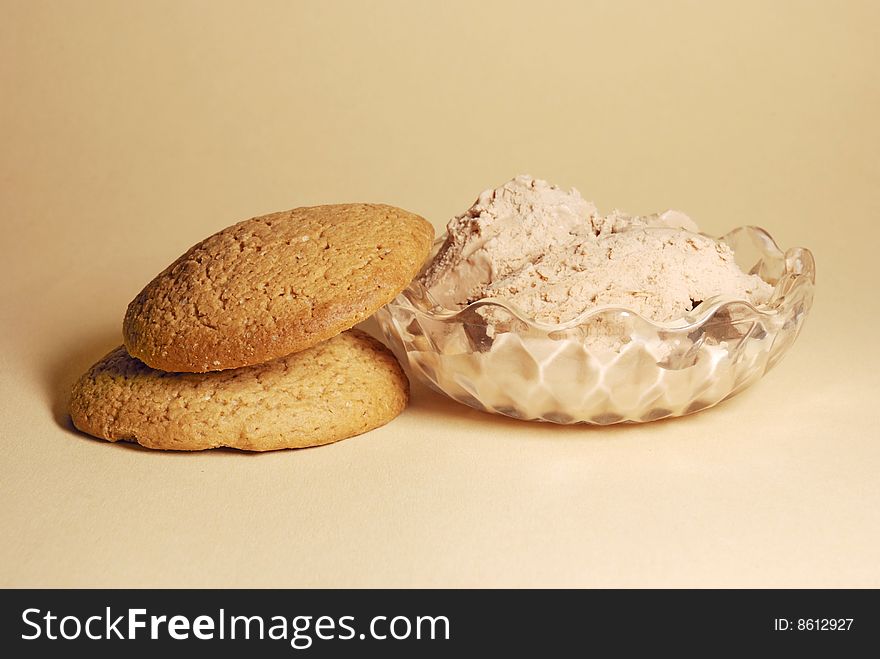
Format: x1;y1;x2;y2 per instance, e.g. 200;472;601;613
420;175;773;324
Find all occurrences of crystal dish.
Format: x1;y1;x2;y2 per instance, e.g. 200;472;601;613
374;226;815;424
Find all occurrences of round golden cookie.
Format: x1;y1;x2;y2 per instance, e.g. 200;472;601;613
123;203;433;372
69;330;408;451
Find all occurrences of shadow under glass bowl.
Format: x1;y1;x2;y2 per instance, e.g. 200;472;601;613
375;226;815;424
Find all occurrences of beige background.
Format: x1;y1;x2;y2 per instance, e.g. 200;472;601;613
2;0;878;587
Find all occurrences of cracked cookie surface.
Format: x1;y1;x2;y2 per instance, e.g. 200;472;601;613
69;330;409;451
124;203;433;372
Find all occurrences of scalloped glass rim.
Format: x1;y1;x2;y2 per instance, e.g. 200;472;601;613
397;225;815;331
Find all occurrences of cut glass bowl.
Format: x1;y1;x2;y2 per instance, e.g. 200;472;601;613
375;226;815;424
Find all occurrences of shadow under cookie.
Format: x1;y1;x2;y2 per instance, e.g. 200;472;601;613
43;328;121;435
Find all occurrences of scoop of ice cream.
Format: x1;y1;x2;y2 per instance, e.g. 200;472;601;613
420;175;774;324
483;228;772;324
420;175;598;307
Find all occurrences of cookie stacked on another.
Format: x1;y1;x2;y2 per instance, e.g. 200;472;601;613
69;204;434;451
